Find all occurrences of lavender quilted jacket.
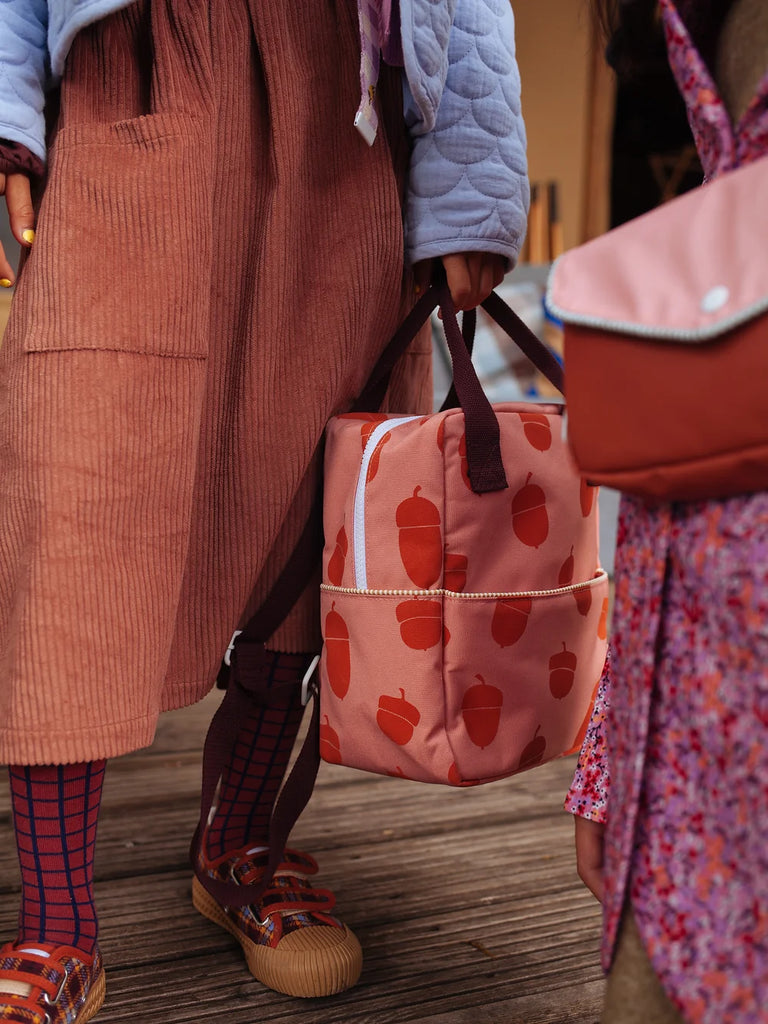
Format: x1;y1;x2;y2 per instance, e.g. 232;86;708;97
0;0;529;265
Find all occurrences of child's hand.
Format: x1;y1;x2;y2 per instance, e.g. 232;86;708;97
441;252;505;310
413;252;506;311
0;172;35;287
574;814;605;903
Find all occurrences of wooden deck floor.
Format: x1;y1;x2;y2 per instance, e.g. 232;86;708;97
0;691;604;1023
0;285;603;1021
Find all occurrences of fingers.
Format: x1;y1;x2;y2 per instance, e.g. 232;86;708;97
7;174;35;247
0;173;35;287
0;243;13;290
441;252;506;311
0;175;12;287
442;253;474;310
574;815;606;903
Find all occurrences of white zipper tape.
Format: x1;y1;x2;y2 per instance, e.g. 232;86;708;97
352;416;420;589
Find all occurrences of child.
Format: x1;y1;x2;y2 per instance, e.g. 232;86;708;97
566;1;768;1021
0;0;529;1019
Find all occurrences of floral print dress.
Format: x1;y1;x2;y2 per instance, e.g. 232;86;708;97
565;2;768;1021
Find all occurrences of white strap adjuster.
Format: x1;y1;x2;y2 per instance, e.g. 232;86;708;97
301;654;321;706
223;630;243;667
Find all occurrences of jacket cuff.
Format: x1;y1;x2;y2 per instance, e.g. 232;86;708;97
0;139;45;179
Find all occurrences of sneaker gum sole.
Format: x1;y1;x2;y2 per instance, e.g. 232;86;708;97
69;965;106;1024
192;877;362;999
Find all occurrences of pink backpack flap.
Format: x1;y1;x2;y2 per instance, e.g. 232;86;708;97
318;288;609;786
545;154;768;501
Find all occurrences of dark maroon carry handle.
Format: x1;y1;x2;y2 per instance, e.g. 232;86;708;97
480;291;565;395
356;283;507;493
356;283;565;493
438;287;508;493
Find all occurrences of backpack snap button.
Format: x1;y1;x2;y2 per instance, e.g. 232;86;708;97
700;285;729;313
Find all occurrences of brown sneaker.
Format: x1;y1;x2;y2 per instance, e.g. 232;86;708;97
192;846;362;998
0;941;106;1023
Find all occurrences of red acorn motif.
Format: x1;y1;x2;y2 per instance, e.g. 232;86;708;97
447;762;483;787
366;431;391;483
569;679;601;753
396;487;442;589
396;599;442;650
437;417;447;453
376;688;421;746
491;597;532;648
559;547;575;587
549;642;578;699
319;715;343;764
324;603;351;699
559;547;592;615
358;414;389;451
598;596;610;640
458;433;472;491
335;412;383;426
327;525;347;586
518;725;547;770
511;473;549;548
575;586;593;617
519;412;552;451
461;674;503;749
444;552;468;593
580;477;597;517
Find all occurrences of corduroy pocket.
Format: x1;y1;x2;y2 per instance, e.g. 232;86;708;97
22;112;211;358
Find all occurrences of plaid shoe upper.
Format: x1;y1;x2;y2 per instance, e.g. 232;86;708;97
0;943;102;1024
201;847;345;949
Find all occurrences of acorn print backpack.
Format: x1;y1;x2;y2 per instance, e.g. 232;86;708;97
317;283;609;786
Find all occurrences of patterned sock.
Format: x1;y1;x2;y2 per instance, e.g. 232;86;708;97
204;650;312;861
9;761;105;956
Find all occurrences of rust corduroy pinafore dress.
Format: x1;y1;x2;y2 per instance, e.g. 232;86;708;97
0;0;431;764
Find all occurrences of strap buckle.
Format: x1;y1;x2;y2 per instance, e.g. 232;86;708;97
300;655;320;706
223;630;243;667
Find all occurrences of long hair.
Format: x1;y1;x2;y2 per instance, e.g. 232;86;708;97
594;0;734;78
593;0;667;78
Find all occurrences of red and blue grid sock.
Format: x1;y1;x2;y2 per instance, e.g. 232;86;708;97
9;761;105;955
204;650;312;862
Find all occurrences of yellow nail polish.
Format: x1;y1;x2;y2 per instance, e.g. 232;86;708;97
0;279;12;289
22;229;35;245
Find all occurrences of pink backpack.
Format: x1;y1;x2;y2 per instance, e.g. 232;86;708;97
318;286;608;785
192;284;609;906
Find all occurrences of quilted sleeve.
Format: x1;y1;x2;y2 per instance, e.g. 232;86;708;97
402;0;529;266
563;654;611;824
0;0;48;163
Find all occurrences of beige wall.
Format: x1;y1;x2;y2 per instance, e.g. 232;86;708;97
514;0;605;251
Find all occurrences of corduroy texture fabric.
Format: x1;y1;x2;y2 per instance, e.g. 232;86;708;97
0;0;432;765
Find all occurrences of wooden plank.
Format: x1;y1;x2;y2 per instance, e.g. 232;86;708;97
0;696;604;1024
68;870;602;1024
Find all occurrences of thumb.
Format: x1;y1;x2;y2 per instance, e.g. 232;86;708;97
6;174;36;248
